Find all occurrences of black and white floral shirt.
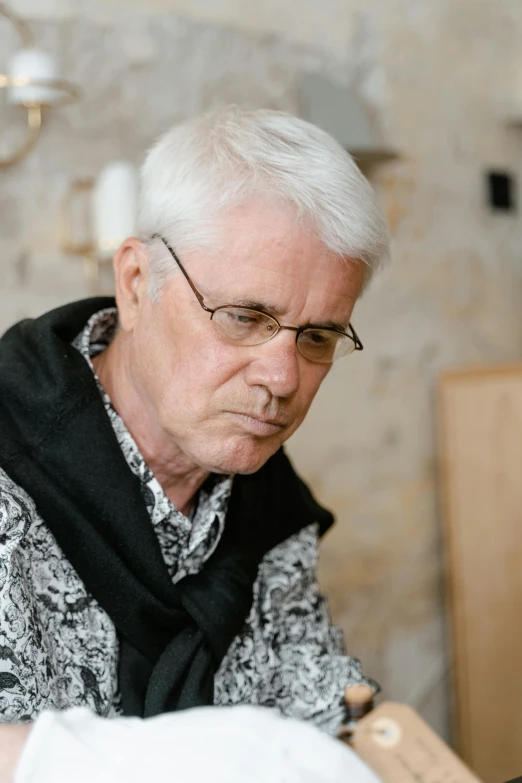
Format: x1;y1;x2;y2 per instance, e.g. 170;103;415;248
0;309;369;733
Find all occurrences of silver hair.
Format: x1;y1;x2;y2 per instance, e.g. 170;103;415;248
137;105;390;299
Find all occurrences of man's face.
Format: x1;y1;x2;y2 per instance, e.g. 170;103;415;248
127;201;366;474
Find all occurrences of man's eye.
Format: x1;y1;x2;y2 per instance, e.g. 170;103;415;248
304;331;330;345
221;308;268;325
232;313;257;324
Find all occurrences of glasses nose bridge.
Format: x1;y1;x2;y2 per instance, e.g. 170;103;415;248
267;321;301;348
261;323;303;362
277;323;301;339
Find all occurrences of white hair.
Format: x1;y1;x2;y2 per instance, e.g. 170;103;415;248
137;105;390;299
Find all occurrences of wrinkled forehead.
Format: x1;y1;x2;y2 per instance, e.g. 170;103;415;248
179;201;365;323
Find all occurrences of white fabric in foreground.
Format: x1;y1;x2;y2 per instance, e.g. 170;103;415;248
14;705;383;783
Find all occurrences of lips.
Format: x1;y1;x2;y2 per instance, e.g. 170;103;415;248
246;414;286;426
224;411;287;435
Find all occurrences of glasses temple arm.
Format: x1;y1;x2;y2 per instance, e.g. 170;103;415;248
155;234;213;312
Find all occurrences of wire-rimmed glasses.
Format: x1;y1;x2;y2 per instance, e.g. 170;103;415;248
154;235;363;364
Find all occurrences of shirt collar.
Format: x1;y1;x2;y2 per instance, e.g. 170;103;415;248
72;307;232;546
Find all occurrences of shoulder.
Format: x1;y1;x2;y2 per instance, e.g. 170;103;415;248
256;523;320;605
0;467;37;540
261;523;319;574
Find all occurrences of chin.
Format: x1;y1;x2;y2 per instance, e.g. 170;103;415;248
200;435;283;475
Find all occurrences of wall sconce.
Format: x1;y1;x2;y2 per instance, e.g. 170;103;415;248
61;162;139;292
299;72;398;173
0;2;80;168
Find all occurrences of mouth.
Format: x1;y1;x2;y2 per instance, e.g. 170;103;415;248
224;411;287;436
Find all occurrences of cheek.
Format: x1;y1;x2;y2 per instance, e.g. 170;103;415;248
300;364;324;416
151;333;250;416
295;365;330;414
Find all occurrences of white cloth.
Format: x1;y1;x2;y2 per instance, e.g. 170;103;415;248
14;705;382;783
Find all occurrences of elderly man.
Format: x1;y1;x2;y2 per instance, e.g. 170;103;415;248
0;106;389;775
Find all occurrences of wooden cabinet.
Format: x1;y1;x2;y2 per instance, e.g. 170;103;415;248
439;365;522;783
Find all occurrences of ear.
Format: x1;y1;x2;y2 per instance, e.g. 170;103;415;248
113;237;150;333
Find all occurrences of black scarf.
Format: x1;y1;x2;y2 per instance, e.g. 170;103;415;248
0;299;333;717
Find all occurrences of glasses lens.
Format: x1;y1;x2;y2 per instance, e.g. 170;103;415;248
212;307;279;345
297;329;355;363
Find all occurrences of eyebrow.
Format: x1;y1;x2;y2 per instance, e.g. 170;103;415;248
228;297;349;333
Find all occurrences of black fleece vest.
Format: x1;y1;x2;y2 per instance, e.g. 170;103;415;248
0;299;333;716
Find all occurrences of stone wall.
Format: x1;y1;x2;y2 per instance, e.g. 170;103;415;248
3;0;522;741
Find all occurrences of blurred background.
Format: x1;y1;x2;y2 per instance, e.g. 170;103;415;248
2;1;522;780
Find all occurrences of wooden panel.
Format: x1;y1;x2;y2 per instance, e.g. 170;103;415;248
439;364;522;783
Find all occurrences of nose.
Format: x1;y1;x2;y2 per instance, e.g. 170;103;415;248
244;331;300;399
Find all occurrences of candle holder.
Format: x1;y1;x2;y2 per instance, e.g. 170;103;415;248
60;163;138;294
60;178;101;292
0;3;80;169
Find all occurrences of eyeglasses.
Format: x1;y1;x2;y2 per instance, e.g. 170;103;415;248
154;235;363;364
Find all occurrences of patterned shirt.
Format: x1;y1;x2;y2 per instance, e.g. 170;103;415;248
0;308;370;733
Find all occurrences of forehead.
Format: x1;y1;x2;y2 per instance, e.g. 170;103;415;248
185;200;365;323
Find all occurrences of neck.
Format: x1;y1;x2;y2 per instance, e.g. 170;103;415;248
91;335;210;515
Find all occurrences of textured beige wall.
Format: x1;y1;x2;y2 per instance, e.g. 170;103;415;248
13;0;367;51
3;0;522;742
